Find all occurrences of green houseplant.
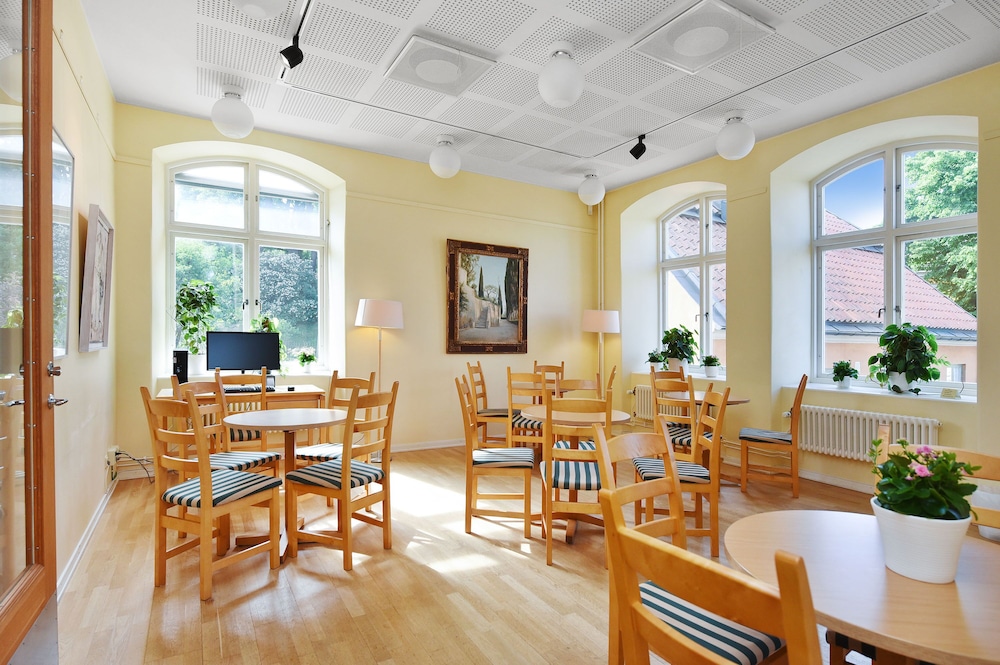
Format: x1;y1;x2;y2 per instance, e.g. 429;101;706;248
297;350;316;372
702;354;721;378
175;280;217;355
252;315;287;370
867;323;946;394
662;325;698;369
832;360;858;389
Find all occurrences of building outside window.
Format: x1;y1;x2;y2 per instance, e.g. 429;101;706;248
814;142;977;387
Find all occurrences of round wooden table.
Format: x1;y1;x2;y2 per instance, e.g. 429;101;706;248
724;510;1000;665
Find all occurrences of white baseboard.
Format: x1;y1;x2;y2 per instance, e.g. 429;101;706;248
394;438;462;453
57;479;117;601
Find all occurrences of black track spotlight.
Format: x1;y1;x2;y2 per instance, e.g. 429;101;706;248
629;134;647;160
280;34;304;69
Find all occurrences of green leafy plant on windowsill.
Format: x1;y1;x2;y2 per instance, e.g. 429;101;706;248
175;280;217;355
251;314;287;370
662;325;698;363
832;360;858;382
867;322;947;394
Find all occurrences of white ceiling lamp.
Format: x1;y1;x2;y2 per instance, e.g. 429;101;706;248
577;171;605;206
230;0;286;19
0;49;21;103
715;112;755;160
429;134;461;178
538;41;584;108
211;85;254;139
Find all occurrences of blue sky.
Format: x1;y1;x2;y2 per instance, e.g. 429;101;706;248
823;159;884;229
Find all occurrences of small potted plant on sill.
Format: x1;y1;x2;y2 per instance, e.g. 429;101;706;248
661;325;698;372
867;322;947;394
832;360;858;389
702;354;721;378
297;350;316;373
647;349;666;370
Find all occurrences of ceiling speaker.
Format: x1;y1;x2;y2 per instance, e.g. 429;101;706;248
386;36;494;97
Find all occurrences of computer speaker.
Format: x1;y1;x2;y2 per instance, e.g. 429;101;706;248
172;350;188;385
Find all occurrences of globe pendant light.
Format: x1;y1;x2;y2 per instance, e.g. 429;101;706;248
577;171;605;206
716;113;755;160
429;134;461;178
230;0;286;19
0;50;21;103
538;41;584;108
211;86;254;139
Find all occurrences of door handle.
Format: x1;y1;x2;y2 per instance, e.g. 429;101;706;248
47;394;69;408
47;361;62;376
2;399;24;407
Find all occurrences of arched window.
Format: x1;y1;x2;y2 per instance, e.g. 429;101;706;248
813;141;977;387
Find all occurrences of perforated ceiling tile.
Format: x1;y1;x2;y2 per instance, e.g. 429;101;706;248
533;89;618;124
284;56;372;98
846;14;968;73
196;67;270;107
752;0;808;15
197;0;292;38
196;23;280;78
497;114;574;145
351;106;420;137
591;106;672;138
370;79;445;116
568;0;675;35
794;0;936;48
352;0;421;20
510;16;614;66
588;50;678;96
643;76;735;116
467;136;532;161
437;97;515;132
385;36;494;96
550;129;623;158
691;94;779;124
278;87;350;124
468;62;539;106
305;3;399;65
647;122;713;150
967;0;1000;29
413;124;476;148
710;33;815;87
758;59;860;105
517;149;590;175
426;0;536;50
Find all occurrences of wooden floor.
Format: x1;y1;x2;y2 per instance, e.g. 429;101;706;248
57;447;873;664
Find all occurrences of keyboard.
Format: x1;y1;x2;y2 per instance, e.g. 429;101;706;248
224;385;276;393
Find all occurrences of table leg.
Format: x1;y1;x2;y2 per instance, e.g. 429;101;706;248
234;429;297;560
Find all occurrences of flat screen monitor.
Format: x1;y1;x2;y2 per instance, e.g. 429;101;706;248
206;331;281;373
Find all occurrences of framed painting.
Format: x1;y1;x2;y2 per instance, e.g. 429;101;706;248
79;204;114;352
447;238;528;354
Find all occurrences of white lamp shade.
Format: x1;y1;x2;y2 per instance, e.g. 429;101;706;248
538;43;584;108
578;174;605;205
0;52;22;103
582;309;620;334
716;118;755;160
429;136;461;178
356;299;404;329
211;93;254;139
230;0;286;19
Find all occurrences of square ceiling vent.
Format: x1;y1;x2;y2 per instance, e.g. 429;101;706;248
385;36;495;97
632;0;774;74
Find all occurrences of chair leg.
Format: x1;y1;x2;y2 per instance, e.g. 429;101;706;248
709;494;719;558
790;447;800;498
199;510;214;601
340;490;353;571
543;483;553;566
465;472;475;534
268;488;280;569
382;480;392;550
287;484;300;558
740;441;749;492
154;511;167;587
522;469;532;539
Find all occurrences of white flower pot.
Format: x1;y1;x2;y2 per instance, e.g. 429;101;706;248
870;496;970;583
667;358;687;373
189;353;207;377
887;371;911;393
704;365;719;378
836;377;851;389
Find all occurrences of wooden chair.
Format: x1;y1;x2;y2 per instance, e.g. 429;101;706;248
635;386;731;557
600;483;822;665
507;369;546;449
739;374;808;497
456;376;534;538
293;370;375;468
285;382;398;570
604;365;618;400
140;386;282;601
554;373;602;398
215;367;273;452
467;361;513;446
539;389;610;565
649;365;685;382
532;360;565;402
650;369;698;453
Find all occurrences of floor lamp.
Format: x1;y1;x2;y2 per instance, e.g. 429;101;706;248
582;309;620;390
355;298;404;392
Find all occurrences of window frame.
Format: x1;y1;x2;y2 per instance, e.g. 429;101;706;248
812;139;977;391
167;158;329;369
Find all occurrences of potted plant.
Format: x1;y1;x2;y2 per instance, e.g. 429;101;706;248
297;350;316;373
867;322;946;394
252;315;287;371
870;436;979;583
647;349;666;370
661;325;698;372
702;354;721;378
832;360;858;389
175;280;217;374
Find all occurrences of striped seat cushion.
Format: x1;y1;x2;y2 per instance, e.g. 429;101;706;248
295;443;344;461
162;469;282;508
229;427;263;442
665;424;693;447
472;447;535;468
554;439;596;451
540;460;601;491
479;407;518;418
286;458;384;490
639;581;784;665
633;457;711;484
207;450;280;472
739;427;792;445
511;413;543;430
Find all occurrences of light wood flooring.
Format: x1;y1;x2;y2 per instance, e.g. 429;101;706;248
57;447;873;665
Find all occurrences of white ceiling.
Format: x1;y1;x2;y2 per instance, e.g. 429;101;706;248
78;0;1000;193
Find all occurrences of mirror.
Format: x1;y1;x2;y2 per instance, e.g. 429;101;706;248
53;131;72;357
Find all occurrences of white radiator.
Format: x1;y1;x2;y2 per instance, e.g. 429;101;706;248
633;384;654;421
799;405;940;461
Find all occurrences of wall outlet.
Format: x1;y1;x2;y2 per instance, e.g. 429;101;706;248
107;446;119;477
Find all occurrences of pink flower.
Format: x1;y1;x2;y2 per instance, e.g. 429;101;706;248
915;445;934;455
909;461;931;477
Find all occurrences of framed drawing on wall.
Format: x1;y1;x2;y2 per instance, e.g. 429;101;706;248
79;204;114;352
447;238;528;354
